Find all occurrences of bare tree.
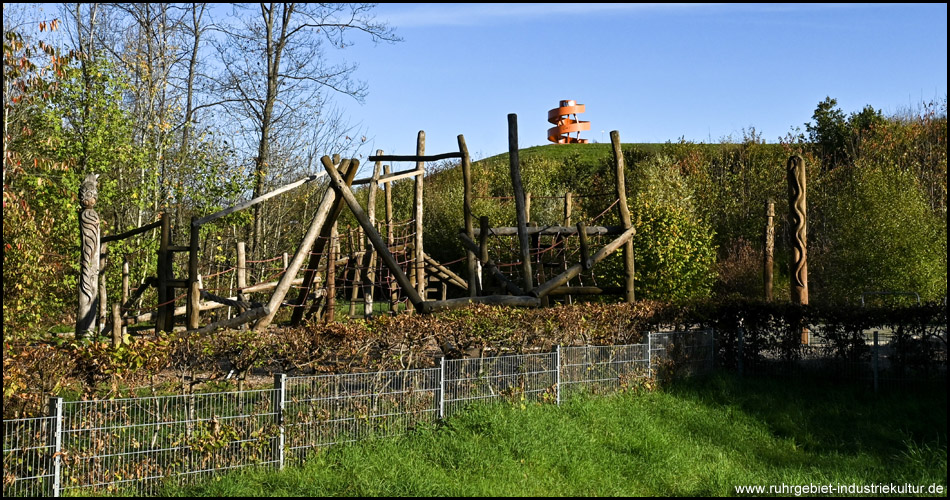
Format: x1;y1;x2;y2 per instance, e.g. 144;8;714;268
211;3;399;256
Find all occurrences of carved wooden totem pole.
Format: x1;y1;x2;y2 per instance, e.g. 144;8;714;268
786;156;808;343
77;173;101;339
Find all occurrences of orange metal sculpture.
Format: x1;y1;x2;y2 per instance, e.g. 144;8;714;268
547;100;590;144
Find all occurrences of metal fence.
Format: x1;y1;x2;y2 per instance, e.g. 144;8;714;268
730;326;947;390
2;330;713;497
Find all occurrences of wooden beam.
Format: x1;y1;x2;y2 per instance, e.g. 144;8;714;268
458;232;525;296
367;152;462;162
424;254;468;290
532;226;636;298
193;173;326;227
200;290;260;311
255;160;354;330
194;306;270;335
101;219;162;243
547;286;603;296
351;167;422;186
472;225;624;237
289;161;358;325
422;295;540;313
323;156;426;311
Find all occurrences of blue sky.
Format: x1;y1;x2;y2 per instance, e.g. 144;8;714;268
334;3;947;165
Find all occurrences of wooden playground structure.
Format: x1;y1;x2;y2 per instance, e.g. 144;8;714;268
76;113;640;340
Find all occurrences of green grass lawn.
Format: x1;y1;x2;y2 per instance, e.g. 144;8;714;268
161;374;947;497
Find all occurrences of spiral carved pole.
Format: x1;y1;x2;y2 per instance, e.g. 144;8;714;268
77;173;101;339
547;100;590;144
787;156;808;305
787;156;808;343
763;200;774;302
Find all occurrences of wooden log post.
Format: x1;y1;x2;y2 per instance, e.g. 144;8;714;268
459;232;525;296
236;242;248;305
362;152;382;317
97;241;108;334
349;229;363;317
383;163;398;312
459;135;478;296
325;223;338;322
121;257;130;309
77;174;100;339
156;211;174;335
414;131;426;300
187;217;201;331
322;156;426;312
255;160;356;330
611;130;635;303
764;200;775;302
384;164;394;246
288;160;358;326
564;192;572;226
111;303;122;347
508;114;534;293
562;192;573;304
525;192;532;223
121;257;129;338
787;155;808;344
577;222;592;270
479;216;491;292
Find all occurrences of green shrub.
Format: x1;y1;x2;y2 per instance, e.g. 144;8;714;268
814;164;947;303
628;156;717;302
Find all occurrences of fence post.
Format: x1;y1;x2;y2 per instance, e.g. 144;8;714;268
647;332;653;376
48;397;63;498
872;330;879;393
737;327;745;377
273;374;286;469
439;357;446;419
555;345;561;405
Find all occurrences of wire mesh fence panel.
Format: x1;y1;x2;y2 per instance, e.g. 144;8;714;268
2;416;57;498
750;325;949;389
560;344;650;398
443;353;558;418
59;389;279;496
284;368;440;459
2;335;724;497
651;330;715;380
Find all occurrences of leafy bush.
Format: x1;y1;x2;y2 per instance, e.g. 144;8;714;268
814;164;947;303
628;156;717;302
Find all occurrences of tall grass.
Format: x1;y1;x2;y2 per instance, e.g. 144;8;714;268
161;374;947;497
